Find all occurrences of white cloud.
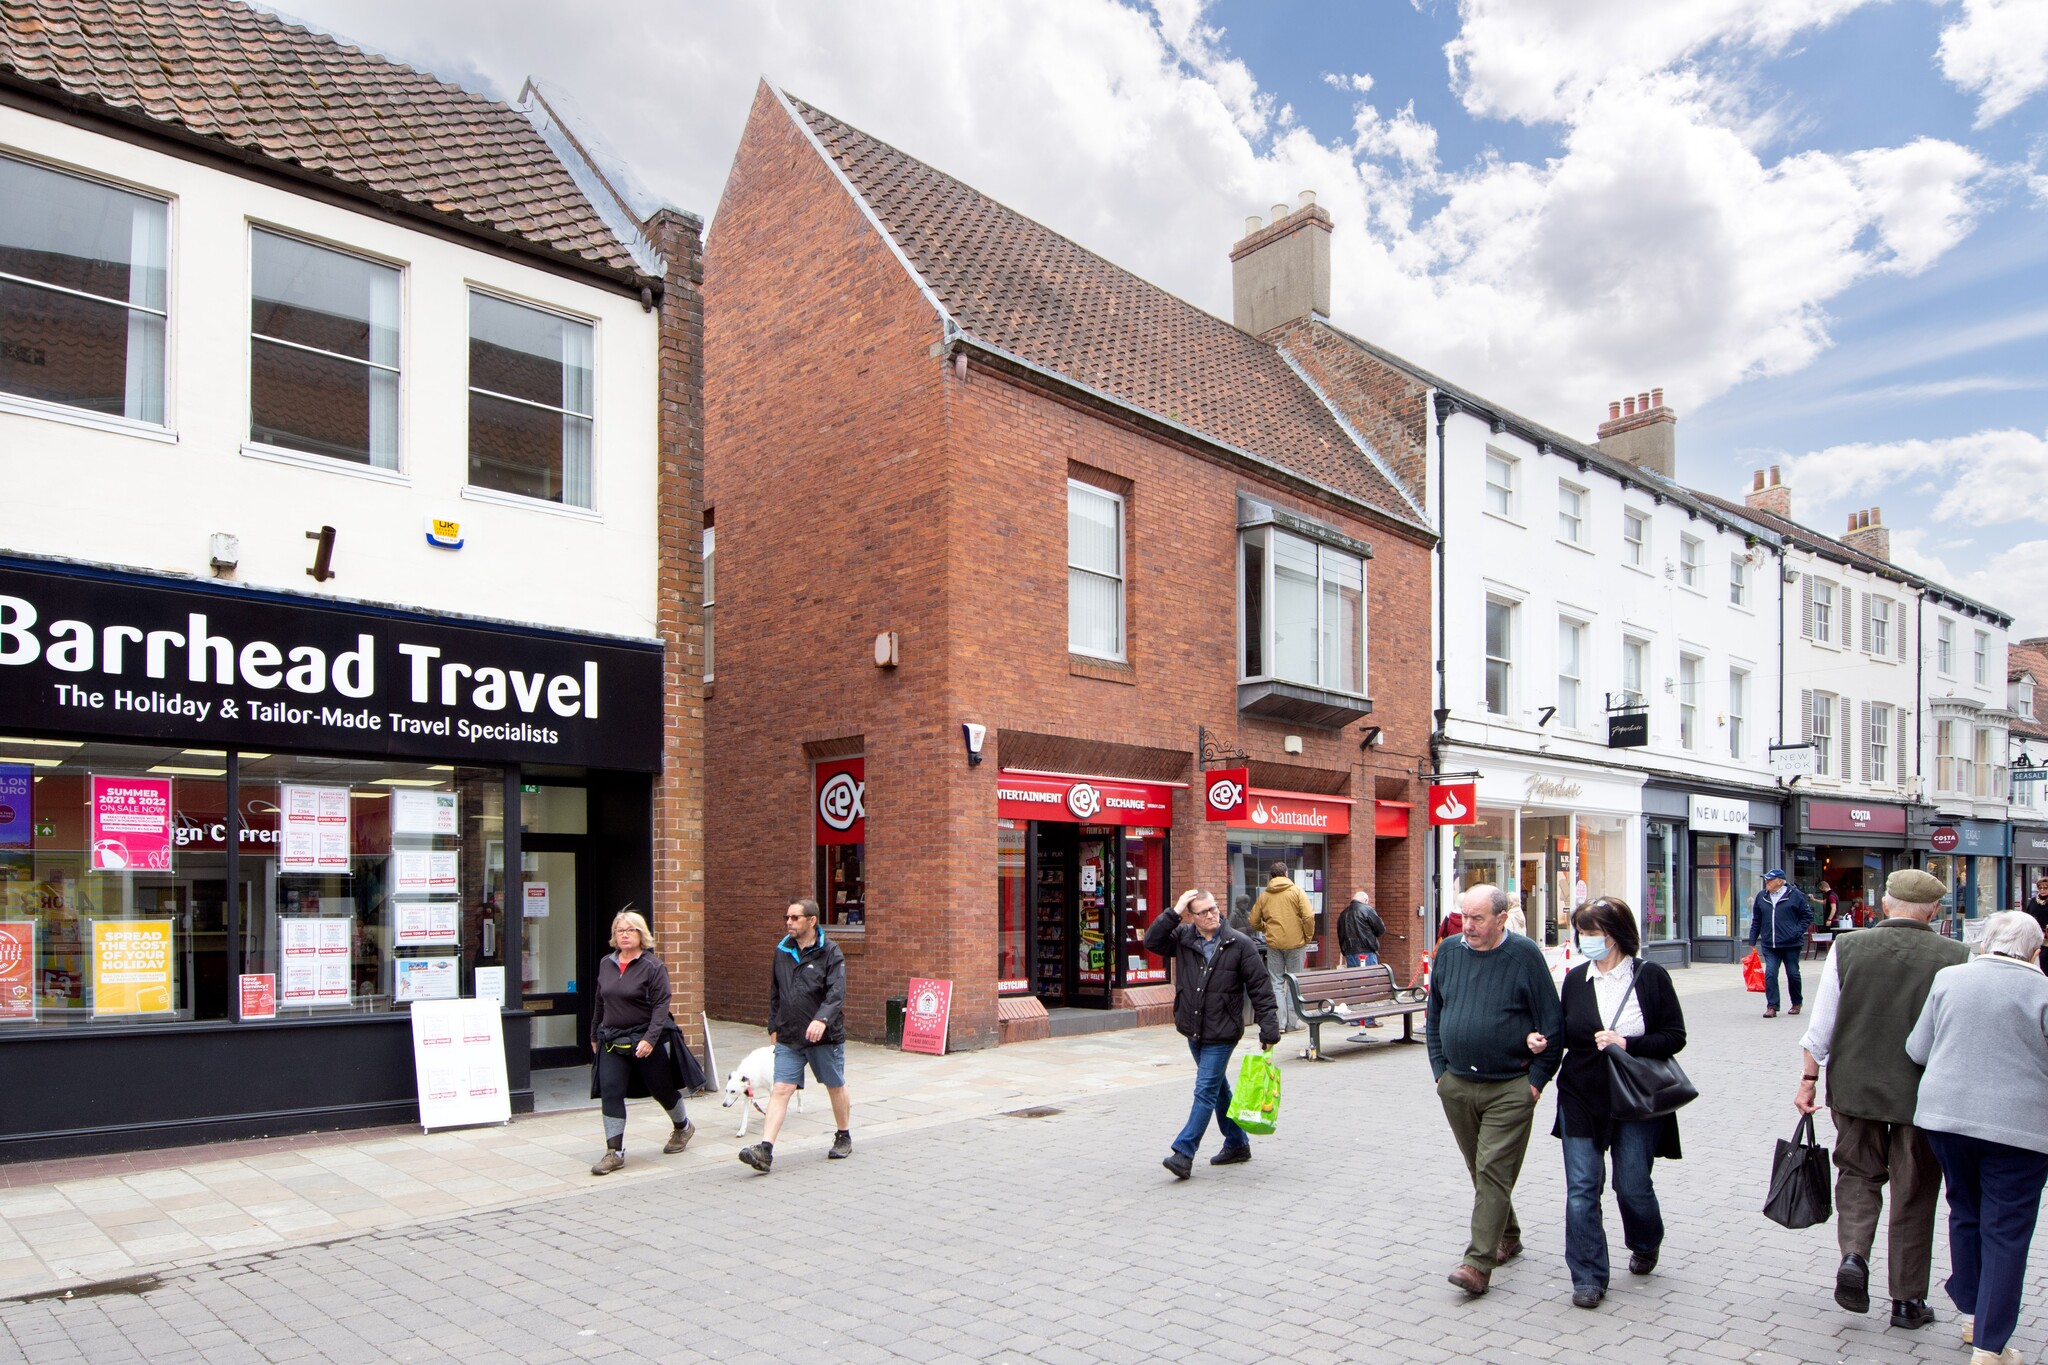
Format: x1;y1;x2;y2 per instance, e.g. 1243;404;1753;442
1891;529;2048;635
1937;0;2048;127
1783;426;2048;527
253;0;1990;441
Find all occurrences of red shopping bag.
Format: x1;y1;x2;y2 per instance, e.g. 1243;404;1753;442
1742;948;1765;993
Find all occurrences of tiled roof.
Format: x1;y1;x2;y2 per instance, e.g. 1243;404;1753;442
0;0;649;281
782;94;1427;530
2011;639;2048;741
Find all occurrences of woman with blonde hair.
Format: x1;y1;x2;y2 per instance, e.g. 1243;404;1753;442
1906;910;2048;1364
588;908;701;1175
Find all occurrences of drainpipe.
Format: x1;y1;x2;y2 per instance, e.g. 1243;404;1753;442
1428;390;1455;932
1915;590;1926;786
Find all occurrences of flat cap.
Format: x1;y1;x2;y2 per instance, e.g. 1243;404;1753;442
1887;868;1947;906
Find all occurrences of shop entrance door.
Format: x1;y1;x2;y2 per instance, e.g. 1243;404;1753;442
1027;824;1118;1009
520;837;588;1070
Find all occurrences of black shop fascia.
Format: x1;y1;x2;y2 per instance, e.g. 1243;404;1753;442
0;555;663;1158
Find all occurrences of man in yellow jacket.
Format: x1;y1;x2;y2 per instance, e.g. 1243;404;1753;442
1250;862;1318;1032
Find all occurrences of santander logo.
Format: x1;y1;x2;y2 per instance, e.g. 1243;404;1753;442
1250;801;1270;826
1433;789;1469;822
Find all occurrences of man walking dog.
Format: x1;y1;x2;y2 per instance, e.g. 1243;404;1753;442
1145;887;1280;1179
739;898;851;1174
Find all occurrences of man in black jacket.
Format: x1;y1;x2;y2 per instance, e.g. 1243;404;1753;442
740;898;849;1174
1144;887;1281;1180
1339;889;1388;1034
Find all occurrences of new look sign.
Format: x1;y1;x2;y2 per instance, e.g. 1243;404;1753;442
0;561;661;771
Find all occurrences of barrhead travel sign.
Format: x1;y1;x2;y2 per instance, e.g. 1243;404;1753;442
0;561;662;771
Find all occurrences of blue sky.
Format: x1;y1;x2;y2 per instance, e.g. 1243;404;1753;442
271;0;2047;625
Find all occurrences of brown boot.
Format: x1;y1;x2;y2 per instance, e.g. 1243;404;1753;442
590;1149;624;1176
663;1120;695;1154
1496;1238;1523;1264
1448;1264;1490;1296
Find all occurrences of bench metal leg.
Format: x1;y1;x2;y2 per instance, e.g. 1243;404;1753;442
1401;1012;1417;1044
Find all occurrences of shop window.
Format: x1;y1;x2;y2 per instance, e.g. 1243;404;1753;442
1644;820;1679;943
1622;508;1648;567
249;228;401;469
701;523;715;682
238;753;501;1014
0;154;167;425
1729;554;1749;607
1067;481;1124;661
1678;654;1701;750
813;757;865;928
1556;617;1584;729
1484;597;1515;716
1484;452;1517;519
997;823;1028;992
1557;481;1585;544
1693;834;1764;940
1119;828;1168;984
1728;668;1748;760
467;291;595;507
1678;536;1702;589
1239;526;1367;695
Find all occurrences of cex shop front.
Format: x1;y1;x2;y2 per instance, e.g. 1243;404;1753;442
994;772;1178;1010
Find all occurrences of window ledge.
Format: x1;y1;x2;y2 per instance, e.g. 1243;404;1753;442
1482;511;1525;531
1070;654;1136;685
1556;537;1593;555
1621;561;1653;575
461;484;602;521
242;441;409;486
0;391;177;443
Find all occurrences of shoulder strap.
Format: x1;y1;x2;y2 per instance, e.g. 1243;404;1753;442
1606;962;1644;1032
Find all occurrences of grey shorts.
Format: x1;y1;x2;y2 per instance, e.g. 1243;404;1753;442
774;1041;845;1089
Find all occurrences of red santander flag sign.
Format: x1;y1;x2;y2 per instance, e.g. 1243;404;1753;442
1429;782;1478;826
1203;768;1249;822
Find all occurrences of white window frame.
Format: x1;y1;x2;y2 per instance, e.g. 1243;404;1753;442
1975;630;1990;686
1237;522;1369;695
1869;702;1890;785
1484;452;1519;522
1557;481;1586;546
1621;635;1649;709
1812;693;1835;777
702;524;715;683
1938;618;1956;675
1067;480;1125;662
1484;594;1518;717
1622;508;1649;569
1976;727;2003;799
1870;597;1891;657
1937;718;1964;794
1678;653;1702;750
1556;616;1585;730
1728;667;1748;760
1678;536;1703;590
1812;580;1835;644
463;286;599;513
1729;554;1750;608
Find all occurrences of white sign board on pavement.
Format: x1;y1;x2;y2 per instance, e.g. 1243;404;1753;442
409;998;510;1131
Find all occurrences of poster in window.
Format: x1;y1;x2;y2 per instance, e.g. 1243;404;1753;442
279;785;351;874
393;851;461;898
392;790;459;838
0;921;33;1021
90;918;174;1015
395;956;459;1002
89;776;174;871
394;900;460;946
0;765;31;849
238;973;277;1021
280;916;352;1004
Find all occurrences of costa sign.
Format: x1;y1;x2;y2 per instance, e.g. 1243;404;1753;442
815;757;865;846
1929;826;1961;852
1807;800;1907;836
995;772;1174;827
1226;789;1352;837
1428;782;1477;827
1204;768;1249;822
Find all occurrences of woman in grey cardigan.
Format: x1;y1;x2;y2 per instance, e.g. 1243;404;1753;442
1905;911;2048;1365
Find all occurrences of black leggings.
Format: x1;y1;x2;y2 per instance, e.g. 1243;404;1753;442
596;1044;682;1121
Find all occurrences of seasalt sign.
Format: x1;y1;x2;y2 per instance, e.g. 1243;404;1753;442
0;561;661;771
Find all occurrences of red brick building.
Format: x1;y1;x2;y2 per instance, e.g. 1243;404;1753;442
703;86;1435;1049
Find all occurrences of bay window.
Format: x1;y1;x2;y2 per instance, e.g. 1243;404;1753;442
1238;525;1366;694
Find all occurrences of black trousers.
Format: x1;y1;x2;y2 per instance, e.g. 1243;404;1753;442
596;1044;682;1121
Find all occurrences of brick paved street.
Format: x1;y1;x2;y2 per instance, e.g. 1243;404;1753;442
0;966;2027;1364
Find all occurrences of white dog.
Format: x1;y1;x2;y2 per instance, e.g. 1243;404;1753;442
721;1046;799;1137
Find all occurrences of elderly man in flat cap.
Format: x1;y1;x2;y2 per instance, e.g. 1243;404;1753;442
1794;868;1968;1331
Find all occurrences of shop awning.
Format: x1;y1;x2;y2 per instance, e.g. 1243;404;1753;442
1374;799;1412;838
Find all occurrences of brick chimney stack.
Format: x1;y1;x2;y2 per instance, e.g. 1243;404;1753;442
1842;507;1890;562
1231;190;1332;336
1593;386;1676;478
1745;466;1792;519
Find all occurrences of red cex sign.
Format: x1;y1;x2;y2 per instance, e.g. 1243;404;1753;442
815;757;865;846
995;773;1174;826
1429;782;1478;826
1204;768;1249;822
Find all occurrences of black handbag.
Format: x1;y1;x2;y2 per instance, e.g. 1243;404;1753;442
1763;1113;1834;1229
1601;967;1698;1122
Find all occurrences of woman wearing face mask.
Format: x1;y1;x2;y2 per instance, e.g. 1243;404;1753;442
1527;895;1687;1309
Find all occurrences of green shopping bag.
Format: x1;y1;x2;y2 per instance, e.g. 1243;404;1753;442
1227;1051;1282;1135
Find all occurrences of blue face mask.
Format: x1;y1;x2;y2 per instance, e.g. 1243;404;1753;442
1577;934;1611;961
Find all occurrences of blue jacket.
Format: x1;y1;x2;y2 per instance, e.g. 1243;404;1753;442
1748;885;1814;949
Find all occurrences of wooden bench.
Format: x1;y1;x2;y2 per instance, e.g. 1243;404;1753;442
1285;964;1428;1060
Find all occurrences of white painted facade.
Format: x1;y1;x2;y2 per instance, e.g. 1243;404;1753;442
1427;401;1785;956
0;102;662;641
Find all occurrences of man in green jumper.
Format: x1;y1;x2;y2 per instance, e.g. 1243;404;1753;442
1427;884;1564;1296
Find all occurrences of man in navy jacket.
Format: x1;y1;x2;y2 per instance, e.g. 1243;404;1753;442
1748;869;1814;1018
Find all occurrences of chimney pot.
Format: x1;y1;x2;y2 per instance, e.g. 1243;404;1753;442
1638;391;1651;411
1245;215;1262;235
1870;508;1882;525
1752;469;1765;492
1270;202;1289;221
1624;397;1636;416
1299;190;1317;208
1769;464;1781;486
1609;401;1622;420
1651;386;1664;407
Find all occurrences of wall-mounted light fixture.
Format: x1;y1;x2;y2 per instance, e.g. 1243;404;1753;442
873;631;900;668
209;533;239;576
1358;726;1383;750
1283;734;1304;755
305;526;337;582
962;722;986;767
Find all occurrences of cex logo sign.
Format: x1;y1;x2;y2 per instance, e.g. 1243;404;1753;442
818;772;864;831
1066;782;1103;820
1429;782;1478;826
1204;768;1248;822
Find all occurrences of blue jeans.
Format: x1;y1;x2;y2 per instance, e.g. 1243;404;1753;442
1172;1038;1247;1158
1925;1129;2048;1354
1344;952;1379;967
1756;944;1802;1010
1561;1121;1665;1292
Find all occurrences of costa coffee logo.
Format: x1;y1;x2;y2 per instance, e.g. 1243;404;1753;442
1930;826;1960;852
1066;782;1103;820
1206;776;1245;812
818;771;865;832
